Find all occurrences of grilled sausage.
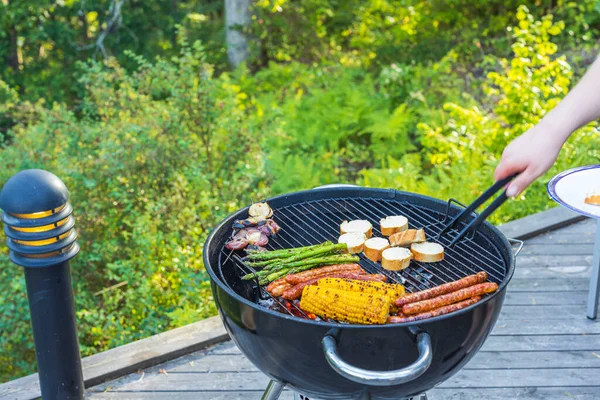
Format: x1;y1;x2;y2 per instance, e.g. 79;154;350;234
402;282;498;315
387;296;482;323
395;272;488;307
270;282;294;297
267;278;294;297
285;264;364;285
282;273;387;300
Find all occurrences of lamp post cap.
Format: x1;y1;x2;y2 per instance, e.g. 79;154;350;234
0;169;69;215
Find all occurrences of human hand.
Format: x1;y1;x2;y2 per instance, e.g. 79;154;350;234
494;124;564;197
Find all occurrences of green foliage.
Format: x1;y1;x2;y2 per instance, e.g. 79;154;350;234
0;42;267;381
359;6;599;224
240;66;414;193
0;0;227;104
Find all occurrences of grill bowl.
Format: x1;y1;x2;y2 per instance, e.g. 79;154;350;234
203;187;515;399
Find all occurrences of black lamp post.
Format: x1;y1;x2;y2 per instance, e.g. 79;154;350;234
0;169;84;399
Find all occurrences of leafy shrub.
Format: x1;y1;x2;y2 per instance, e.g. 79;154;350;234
359;6;600;224
0;40;268;381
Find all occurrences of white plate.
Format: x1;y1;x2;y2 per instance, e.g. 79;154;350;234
547;164;600;219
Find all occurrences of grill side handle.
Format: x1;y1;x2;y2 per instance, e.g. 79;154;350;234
508;238;524;257
321;331;432;386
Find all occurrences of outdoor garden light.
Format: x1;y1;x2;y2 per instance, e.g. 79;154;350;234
0;169;84;399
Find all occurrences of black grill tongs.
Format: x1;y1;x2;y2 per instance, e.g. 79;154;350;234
438;174;517;246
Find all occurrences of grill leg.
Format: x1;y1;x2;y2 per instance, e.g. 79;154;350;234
262;380;286;400
588;220;600;320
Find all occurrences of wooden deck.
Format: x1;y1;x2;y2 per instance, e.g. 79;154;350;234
82;219;600;399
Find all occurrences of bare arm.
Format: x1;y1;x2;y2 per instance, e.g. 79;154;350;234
495;56;600;197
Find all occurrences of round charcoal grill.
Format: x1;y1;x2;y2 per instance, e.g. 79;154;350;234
203;187;520;400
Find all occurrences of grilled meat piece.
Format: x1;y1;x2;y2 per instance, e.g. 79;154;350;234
395;272;488;307
285;264;363;285
401;282;498;315
388;297;482;323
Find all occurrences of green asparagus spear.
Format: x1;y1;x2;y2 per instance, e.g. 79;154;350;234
251;254;360;284
245;242;332;261
247;243;346;268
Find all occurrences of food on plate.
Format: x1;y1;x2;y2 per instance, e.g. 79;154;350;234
387;296;482;323
410;242;444;262
318;277;405;302
285;263;364;285
225;202;280;251
381;247;413;271
389;228;426;247
401;282;498;315
338;232;367;254
300;285;391;324
585;193;600;206
380;215;409;236
364;237;390;262
395;272;488;306
340;220;373;238
281;273;386;300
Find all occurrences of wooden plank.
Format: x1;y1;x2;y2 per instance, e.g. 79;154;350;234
0;316;229;400
507;278;589;292
550;218;596;234
439;368;600;388
513;265;591;279
491;318;600;335
497;305;586;320
527;233;597;244
429;387;600;400
90;372;272;392
206;342;242;356
515;255;593;268
464;350;600;369
90;369;600;391
498;207;586;240
87;391;296;399
0;376;40;400
482;334;600;352
520;243;595;255
84;387;600;400
504;291;588;305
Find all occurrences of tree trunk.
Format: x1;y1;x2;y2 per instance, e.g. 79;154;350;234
225;0;251;68
8;27;19;71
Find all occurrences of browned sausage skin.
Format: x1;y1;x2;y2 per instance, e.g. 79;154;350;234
401;282;497;315
388;296;482;323
394;271;488;307
267;279;294;297
285;264;363;285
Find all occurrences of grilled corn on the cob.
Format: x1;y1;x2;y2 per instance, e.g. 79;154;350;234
317;277;405;302
300;285;391;324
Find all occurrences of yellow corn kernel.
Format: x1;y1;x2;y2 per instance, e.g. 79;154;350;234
299;285;391;325
317;278;405;303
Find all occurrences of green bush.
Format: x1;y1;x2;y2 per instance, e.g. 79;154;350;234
0;39;268;381
359;6;600;224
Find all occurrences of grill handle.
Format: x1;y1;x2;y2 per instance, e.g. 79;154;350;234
321;331;432;386
508;238;524;257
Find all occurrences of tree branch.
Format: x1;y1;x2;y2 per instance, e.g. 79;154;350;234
75;0;126;58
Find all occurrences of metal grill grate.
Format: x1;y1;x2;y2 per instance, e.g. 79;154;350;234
218;196;508;321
